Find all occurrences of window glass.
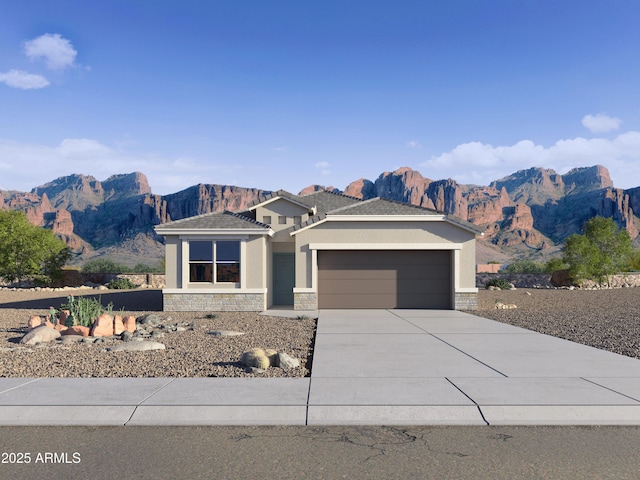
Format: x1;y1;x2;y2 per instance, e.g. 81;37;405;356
216;241;240;283
263;216;272;224
189;241;212;261
278;216;287;224
217;241;240;262
190;264;212;282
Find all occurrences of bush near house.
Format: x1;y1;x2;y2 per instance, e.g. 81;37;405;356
484;278;513;290
563;216;633;287
0;211;70;285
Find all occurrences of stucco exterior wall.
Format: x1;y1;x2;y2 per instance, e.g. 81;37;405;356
245;236;267;289
292;220;478;291
254;200;309;233
164;236;180;289
161;233;268;311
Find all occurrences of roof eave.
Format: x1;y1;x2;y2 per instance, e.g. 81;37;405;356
155;227;274;237
248;194;312;212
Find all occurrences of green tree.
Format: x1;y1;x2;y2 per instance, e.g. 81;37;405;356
81;258;130;274
0;211;71;284
544;257;569;273
562;216;632;286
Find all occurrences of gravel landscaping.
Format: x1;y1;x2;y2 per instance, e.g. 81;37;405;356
476;287;640;359
0;288;315;378
1;286;639;378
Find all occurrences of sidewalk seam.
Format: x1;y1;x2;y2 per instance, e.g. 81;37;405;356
389;311;508;378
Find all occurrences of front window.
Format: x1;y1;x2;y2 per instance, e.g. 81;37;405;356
189;240;240;284
215;241;240;283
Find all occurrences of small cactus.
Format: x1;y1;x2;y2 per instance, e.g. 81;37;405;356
240;348;271;370
65;314;77;328
264;349;279;367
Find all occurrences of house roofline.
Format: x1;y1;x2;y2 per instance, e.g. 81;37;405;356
289;213;482;236
155;227;275;236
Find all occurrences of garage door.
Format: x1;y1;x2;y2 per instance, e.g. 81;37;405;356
317;250;451;309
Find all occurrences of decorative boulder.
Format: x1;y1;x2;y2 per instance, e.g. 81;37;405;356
138;314;162;326
277;352;300;369
54;323;68;333
20;324;61;345
62;325;90;337
58;310;71;325
27;316;42;330
113;315;125;335
123;315;137;333
90;314;114;337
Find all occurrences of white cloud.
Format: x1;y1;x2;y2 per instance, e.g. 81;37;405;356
421;133;640;189
272;146;288;153
57;138;112;158
0;138;251;195
406;140;422;149
315;161;331;176
24;33;77;70
0;70;49;89
582;113;622;133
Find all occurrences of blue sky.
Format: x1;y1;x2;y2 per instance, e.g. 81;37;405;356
1;1;640;195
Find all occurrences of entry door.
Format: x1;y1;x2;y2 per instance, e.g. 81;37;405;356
273;253;295;305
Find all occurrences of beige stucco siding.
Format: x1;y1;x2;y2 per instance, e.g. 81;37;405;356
164;236;180;289
163;234;267;290
254;200;309;234
293;220;477;290
245;236;267;289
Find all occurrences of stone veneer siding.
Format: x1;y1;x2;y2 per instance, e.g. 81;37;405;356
294;292;318;311
454;292;478;311
163;292;265;312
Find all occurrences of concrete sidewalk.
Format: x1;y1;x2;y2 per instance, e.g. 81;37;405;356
1;309;640;426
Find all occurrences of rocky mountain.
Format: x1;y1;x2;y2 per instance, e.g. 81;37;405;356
340;165;639;260
0;173;268;266
0;165;637;266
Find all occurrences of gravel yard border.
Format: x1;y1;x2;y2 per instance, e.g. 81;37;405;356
0;288;316;378
1;286;639;378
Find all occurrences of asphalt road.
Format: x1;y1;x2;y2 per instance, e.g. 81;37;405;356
1;425;639;479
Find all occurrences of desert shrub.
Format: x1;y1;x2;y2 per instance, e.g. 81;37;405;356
544;257;569;273
107;278;139;290
485;278;513;290
82;259;131;274
60;295;114;327
629;250;640;271
501;260;545;273
563;216;632;286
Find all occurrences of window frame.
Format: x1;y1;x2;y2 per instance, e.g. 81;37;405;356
186;239;242;286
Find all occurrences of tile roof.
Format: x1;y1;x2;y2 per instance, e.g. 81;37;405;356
289;197;483;234
326;197;443;216
297;190;361;213
245;189;361;215
157;211;271;230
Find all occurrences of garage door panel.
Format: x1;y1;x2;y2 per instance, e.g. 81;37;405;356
319;279;399;295
318;250;452;309
319;293;402;309
318;269;398;281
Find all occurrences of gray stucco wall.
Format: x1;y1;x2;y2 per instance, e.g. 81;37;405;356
293;220;478;291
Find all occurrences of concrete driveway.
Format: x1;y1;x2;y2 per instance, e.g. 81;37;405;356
308;309;640;425
2;309;640;426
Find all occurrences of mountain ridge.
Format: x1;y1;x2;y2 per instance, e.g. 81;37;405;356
0;165;637;266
